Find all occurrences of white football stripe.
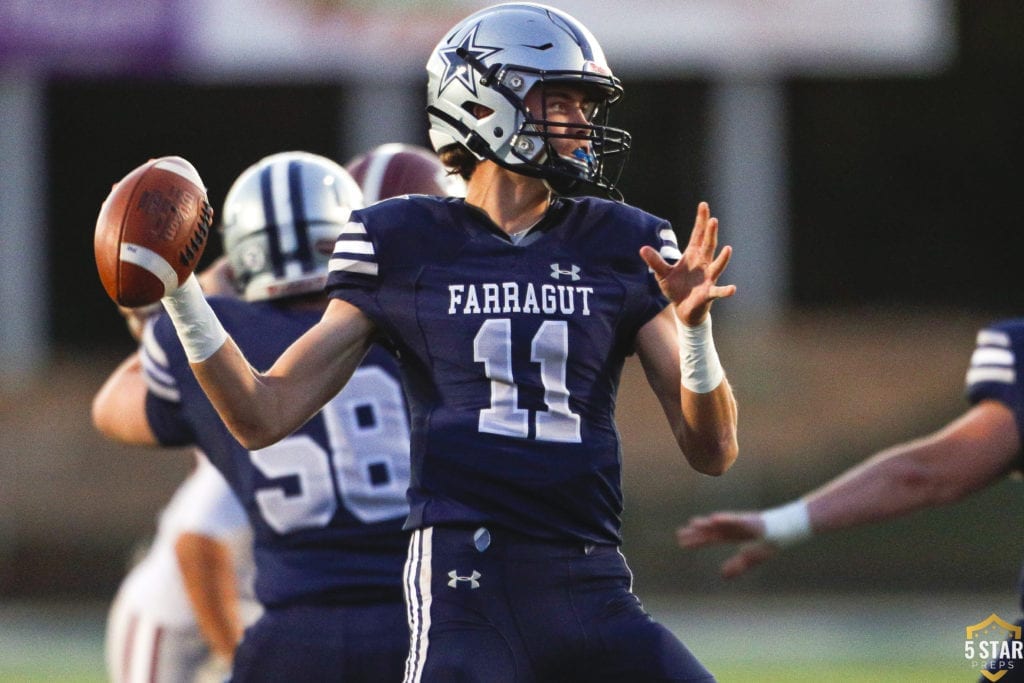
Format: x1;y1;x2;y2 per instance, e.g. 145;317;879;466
153;157;204;189
120;242;179;294
966;367;1016;385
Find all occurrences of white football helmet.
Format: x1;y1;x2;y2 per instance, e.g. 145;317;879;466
220;151;364;302
426;2;631;197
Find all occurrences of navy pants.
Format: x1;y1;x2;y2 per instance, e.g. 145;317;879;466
403;525;715;683
230;601;408;682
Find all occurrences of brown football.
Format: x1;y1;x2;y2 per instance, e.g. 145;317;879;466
94;156;214;307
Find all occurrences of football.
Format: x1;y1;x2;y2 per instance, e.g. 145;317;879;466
345;143;466;203
94;156;214;307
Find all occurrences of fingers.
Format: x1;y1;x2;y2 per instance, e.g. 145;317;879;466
639;245;670;279
675;519;711;548
687;201;711;249
720;543;777;580
706;245;736;300
709;282;738;301
707;244;732;281
676;512;761;547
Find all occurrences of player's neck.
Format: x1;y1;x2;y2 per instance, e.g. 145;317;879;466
466;164;552;235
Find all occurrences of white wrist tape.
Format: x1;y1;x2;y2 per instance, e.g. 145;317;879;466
761;500;812;548
676;314;725;393
161;274;228;363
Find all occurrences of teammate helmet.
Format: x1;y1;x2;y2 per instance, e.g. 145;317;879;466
220;151;364;302
344;143;466;203
426;2;631;197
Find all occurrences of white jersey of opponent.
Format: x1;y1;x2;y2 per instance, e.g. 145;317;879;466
105;452;260;683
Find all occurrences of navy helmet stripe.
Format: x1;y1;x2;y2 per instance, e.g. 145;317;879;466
546;8;594;60
259;165;286;278
287;160;315;273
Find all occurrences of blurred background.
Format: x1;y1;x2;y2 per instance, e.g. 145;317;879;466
2;0;1023;680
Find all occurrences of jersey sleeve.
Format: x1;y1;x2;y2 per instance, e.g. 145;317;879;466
655;221;682;266
140;315;195;447
627;210;676;335
325;213;383;320
965;320;1024;443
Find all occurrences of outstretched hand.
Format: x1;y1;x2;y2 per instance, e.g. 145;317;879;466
640;202;736;327
676;511;777;579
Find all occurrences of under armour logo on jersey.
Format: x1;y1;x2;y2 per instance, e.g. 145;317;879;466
550;263;581;281
447;570;482;589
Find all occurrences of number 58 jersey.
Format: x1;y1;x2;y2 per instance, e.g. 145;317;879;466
327;196;679;545
142;300;411;608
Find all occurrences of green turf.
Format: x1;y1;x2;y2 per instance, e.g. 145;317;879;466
709;662;976;682
0;662;976;683
0;596;1008;682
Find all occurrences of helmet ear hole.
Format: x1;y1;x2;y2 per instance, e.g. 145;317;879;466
464;103;493;120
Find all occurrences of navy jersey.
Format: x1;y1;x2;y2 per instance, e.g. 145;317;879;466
142;298;411;608
965;319;1024;450
326;196;679;545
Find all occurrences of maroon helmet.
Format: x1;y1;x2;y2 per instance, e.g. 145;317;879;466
345;143;466;204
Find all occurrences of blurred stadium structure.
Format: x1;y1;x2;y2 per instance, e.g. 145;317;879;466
1;0;958;381
2;0;1024;676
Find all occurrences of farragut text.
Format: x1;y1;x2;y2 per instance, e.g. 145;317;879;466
448;282;594;316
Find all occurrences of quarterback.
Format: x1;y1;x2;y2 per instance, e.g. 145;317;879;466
151;4;739;681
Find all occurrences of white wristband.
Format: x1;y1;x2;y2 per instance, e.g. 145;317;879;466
161;274;228;363
675;314;725;393
761;500;812;548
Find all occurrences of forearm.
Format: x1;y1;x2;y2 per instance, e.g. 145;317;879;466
637;309;739;476
806;440;976;534
679;377;739;476
92;353;160;445
160;280;372;449
769;421;1015;545
758;444;949;548
675;314;738;475
175;533;243;661
188;338;289;449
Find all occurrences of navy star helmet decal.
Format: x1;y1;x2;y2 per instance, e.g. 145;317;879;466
437;22;502;98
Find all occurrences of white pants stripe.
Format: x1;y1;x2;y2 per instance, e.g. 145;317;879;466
402;527;433;683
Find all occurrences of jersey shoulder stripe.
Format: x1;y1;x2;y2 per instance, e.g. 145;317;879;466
141;318;181;403
329;220;378;277
658;227;681;264
967;324;1017;389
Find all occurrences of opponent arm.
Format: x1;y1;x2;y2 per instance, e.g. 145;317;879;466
678;400;1020;578
175;532;244;665
92;352;159;445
